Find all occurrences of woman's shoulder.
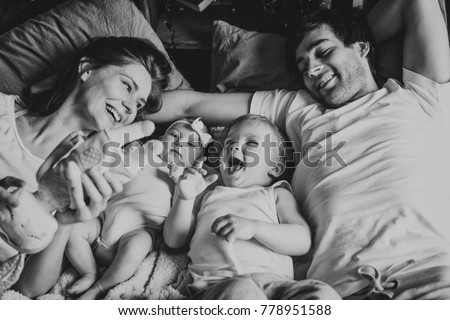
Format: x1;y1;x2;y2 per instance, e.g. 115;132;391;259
0;92;18;117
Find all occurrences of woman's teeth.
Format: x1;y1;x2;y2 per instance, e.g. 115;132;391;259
106;105;121;123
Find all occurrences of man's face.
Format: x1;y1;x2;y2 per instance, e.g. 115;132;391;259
295;24;371;108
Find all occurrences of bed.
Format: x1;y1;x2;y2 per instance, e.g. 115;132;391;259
0;0;447;300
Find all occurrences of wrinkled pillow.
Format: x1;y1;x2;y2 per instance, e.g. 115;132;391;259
0;0;190;99
211;0;446;92
210;20;303;93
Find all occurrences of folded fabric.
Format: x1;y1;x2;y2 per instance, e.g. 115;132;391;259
0;0;190;100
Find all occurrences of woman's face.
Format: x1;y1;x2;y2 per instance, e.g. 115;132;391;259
75;63;152;131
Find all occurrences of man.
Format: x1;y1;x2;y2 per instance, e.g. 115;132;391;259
151;0;450;299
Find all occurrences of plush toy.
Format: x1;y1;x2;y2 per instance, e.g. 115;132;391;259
0;121;159;291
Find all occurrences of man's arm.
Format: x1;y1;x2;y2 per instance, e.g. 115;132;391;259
147;90;253;126
368;0;450;83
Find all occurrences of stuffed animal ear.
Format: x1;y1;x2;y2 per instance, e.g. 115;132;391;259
0;188;58;256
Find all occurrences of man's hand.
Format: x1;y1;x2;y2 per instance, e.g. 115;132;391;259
177;161;218;200
211;214;256;242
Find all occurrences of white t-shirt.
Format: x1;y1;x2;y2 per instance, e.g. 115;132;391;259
250;69;450;297
0;93;43;190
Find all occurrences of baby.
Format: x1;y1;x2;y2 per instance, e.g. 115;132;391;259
164;114;337;299
65;118;211;299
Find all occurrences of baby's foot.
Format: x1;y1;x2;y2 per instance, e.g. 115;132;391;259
78;284;103;300
67;273;97;295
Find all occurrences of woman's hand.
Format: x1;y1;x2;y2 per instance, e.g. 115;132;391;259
51;121;157;224
211;214;256;242
0;176;26;208
55;161;123;224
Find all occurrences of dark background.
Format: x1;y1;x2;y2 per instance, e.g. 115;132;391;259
1;0;449;91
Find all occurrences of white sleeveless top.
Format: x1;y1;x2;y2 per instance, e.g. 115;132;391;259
188;180;294;290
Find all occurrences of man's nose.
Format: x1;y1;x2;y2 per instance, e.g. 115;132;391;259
307;64;324;78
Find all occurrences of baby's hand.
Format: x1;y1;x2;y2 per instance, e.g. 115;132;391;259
211;214;255;242
168;162;184;183
177;160;218;200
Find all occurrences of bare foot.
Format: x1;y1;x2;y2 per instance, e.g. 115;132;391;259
67;273;97;295
78;285;103;300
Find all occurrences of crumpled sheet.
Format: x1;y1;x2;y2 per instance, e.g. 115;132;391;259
1;236;191;300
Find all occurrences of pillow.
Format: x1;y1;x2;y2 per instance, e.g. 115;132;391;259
210;20;303;93
0;0;190;99
211;0;446;92
376;0;446;85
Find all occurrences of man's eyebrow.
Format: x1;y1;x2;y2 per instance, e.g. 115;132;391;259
295;39;330;64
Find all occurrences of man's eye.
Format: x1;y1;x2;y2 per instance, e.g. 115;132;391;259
247;141;259;147
318;49;332;58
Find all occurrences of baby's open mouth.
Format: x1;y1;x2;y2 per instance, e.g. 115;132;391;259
227;157;244;174
106;104;121;123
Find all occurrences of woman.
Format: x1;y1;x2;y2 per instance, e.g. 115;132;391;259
0;36;172;293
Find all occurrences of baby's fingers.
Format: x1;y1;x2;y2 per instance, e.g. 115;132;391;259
184;167;201;176
211;215;231;234
204;174;218;186
193;158;205;169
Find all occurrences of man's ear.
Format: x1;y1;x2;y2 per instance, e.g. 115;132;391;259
268;161;285;179
78;58;92;82
356;42;370;58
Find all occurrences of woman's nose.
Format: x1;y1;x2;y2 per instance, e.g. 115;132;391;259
122;99;135;114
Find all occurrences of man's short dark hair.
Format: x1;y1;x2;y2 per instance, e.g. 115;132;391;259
293;9;377;76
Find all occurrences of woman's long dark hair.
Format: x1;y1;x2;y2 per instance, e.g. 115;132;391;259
29;37;172;116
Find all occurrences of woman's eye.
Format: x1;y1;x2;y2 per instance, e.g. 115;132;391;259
122;81;131;93
247;141;259;147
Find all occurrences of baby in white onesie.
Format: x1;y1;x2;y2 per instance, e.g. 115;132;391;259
65;118;211;299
